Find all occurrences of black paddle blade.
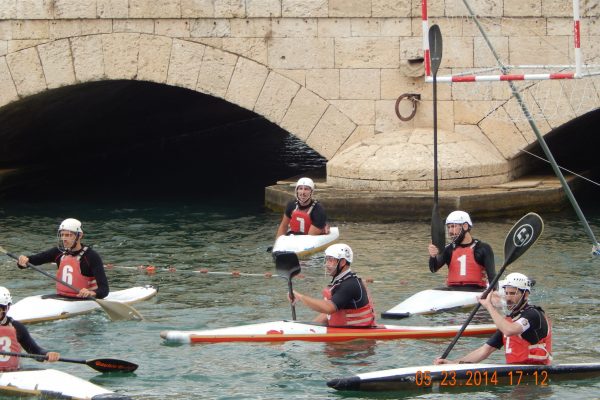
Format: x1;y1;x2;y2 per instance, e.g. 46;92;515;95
86;358;138;373
503;212;544;266
431;203;446;252
274;251;301;279
428;24;443;75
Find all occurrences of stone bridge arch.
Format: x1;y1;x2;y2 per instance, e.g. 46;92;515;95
0;32;356;160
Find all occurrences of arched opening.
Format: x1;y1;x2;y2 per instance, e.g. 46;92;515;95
0;80;326;202
523;108;600;206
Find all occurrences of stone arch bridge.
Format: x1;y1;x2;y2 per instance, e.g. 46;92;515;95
0;0;599;192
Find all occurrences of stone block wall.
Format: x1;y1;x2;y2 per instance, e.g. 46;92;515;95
0;0;598;190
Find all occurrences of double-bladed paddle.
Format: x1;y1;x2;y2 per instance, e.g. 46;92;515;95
0;246;144;322
274;252;301;321
440;212;544;359
429;24;446;253
0;350;137;373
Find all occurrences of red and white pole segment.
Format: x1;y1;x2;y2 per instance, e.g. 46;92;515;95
422;0;431;77
426;72;575;83
422;0;582;82
573;0;582;78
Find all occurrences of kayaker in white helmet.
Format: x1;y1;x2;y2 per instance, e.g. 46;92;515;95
435;272;552;365
428;210;496;290
288;244;376;327
0;286;60;371
17;218;109;299
275;177;330;239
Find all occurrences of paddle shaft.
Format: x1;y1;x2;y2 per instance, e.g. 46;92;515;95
7;252;86;294
274;252;301;321
428;25;445;252
0;350;88;366
0;351;137;373
440;264;506;359
288;280;297;320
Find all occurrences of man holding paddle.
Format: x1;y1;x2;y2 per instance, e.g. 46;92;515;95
435;272;552;365
0;286;60;370
275;177;329;239
288;244;376;327
16;218;109;299
428;210;496;289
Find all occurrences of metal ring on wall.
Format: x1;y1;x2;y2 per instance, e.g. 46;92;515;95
395;93;421;121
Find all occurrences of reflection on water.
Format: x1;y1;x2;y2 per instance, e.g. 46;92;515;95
0;199;599;399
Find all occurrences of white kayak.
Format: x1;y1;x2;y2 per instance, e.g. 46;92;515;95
0;368;131;399
272;227;339;258
160;320;496;344
381;289;482;319
8;285;157;324
327;362;600;391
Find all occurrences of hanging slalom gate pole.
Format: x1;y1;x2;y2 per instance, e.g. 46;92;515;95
460;0;600;256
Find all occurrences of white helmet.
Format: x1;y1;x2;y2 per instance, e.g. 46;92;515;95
0;287;12;306
59;218;83;234
325;243;353;264
501;272;531;292
295;177;315;191
446;210;473;226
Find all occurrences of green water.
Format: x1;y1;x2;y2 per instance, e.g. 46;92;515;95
1;199;599;399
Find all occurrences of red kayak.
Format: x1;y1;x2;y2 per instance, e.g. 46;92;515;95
160;320;496;344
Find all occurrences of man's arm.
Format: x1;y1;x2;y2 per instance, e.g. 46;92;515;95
308;203;327;234
476;241;496;286
13;319;60;362
276;215;291;239
480;293;524;337
85;250;109;299
429;245;448;273
292;290;336;315
14;319;46;355
435;343;497;364
17;248;60;269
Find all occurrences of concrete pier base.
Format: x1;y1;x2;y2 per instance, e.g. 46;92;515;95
265;175;578;221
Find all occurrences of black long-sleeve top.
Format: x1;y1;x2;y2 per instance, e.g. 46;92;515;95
25;246;109;299
429;239;497;286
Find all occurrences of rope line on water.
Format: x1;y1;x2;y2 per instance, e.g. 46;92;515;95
104;264;291;278
103;263;382;283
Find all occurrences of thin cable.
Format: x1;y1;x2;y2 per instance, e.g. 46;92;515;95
520;149;600;188
462;0;600;252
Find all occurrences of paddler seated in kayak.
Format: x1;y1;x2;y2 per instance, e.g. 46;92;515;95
275;177;330;239
0;286;60;370
435;272;552;365
16;218;109;299
289;244;376;327
428;210;496;290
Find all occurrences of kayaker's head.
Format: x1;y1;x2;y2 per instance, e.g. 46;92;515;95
295;177;315;207
500;272;532;314
446;210;472;245
57;218;83;252
324;243;353;279
0;286;12;323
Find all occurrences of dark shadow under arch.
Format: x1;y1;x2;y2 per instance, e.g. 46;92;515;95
523;108;600;204
0;80;326;201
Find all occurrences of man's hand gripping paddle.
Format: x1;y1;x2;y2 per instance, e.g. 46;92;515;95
275;252;301;321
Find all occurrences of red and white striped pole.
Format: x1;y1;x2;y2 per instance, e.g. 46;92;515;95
573;0;582;77
422;0;431;77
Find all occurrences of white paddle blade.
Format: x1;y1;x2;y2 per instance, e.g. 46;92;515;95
96;299;144;321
